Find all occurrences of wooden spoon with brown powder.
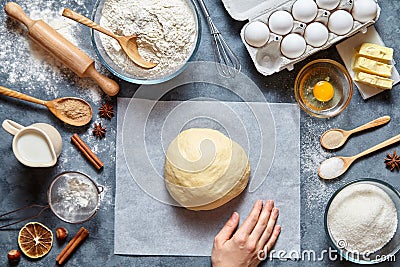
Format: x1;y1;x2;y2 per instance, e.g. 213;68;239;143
0;86;92;126
320;116;390;150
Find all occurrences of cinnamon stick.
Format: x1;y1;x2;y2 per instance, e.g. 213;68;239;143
71;133;104;170
71;136;101;169
56;227;89;265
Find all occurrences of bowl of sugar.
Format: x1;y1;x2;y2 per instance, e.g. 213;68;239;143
91;0;201;84
324;179;400;264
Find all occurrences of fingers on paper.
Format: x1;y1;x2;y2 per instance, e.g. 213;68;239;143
259;205;279;245
250;200;274;240
264;225;281;253
214;211;240;245
239;200;263;235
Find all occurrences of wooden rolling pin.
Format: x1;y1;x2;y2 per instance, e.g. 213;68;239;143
4;2;119;96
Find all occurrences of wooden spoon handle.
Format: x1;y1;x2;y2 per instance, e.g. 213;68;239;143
0;86;46;106
4;2;36;28
62;8;116;39
355;133;400;159
350;116;391;134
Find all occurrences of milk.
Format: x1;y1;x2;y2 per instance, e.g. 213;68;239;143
2;119;61;167
17;132;53;163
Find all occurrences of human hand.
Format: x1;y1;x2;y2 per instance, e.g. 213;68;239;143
211;200;281;267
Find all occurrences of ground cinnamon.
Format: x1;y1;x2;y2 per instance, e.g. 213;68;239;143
56;227;89;265
56;99;92;122
71;133;104;170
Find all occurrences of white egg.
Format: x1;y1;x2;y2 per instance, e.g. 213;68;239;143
268;11;294;35
280;33;306;59
328;10;354;35
292;0;318;23
316;0;340;10
244;21;270;48
352;0;378;23
304;22;329;47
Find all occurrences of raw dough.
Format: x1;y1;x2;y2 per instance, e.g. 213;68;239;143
164;128;250;210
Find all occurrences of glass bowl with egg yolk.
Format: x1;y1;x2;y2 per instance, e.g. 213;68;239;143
294;59;353;118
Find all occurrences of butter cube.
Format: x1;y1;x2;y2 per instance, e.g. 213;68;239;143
358;43;393;62
353;56;392;78
354;72;394;90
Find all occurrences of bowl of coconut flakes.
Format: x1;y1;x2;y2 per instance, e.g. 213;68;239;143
324;179;400;264
91;0;201;84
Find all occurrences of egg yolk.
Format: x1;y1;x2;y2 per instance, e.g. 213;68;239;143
313;81;334;102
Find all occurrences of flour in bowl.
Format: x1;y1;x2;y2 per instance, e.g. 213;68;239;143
99;0;197;79
327;183;398;254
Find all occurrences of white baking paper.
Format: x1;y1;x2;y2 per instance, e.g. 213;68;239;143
115;98;300;258
336;26;400;100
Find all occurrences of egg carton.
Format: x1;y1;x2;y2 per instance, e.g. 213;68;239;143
220;0;381;76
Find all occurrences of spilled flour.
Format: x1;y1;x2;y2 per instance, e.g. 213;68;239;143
0;1;114;208
0;0;103;103
99;0;197;79
301;118;334;212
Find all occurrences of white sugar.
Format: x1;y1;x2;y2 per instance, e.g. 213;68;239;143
319;157;344;178
327;183;398;254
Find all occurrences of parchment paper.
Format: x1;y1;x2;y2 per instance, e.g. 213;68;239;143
115;98;300;257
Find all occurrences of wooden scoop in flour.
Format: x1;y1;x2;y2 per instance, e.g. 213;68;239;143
4;2;119;96
62;8;157;69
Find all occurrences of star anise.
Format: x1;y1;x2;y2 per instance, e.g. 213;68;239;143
385;150;400;171
99;102;114;119
93;123;106;139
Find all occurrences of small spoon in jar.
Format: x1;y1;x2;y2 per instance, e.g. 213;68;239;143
0;86;92;126
318;132;400;179
320;116;390;150
62;8;157;69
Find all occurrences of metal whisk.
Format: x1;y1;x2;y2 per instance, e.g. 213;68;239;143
197;0;241;78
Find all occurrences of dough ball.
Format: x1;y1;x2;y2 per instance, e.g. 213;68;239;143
164;128;250;211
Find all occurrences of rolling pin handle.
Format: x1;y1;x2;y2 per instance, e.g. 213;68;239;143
4;2;36;29
84;63;120;96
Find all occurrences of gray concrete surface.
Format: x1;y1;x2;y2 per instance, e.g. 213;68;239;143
0;0;399;266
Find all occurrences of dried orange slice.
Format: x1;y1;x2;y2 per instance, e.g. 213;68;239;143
18;222;53;258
